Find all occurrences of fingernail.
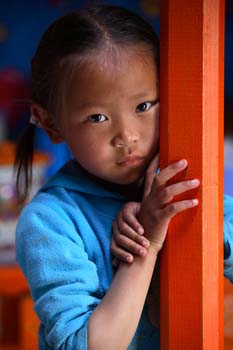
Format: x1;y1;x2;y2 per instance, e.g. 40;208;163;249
139;249;146;256
138;227;144;235
190;179;200;186
142;239;149;248
126;255;133;263
178;159;187;167
192;199;199;206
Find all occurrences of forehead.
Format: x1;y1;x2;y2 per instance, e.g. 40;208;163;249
70;48;159;105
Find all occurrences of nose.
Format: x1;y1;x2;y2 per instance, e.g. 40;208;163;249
111;125;139;148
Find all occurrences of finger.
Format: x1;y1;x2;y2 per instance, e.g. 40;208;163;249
161;198;199;219
147;153;160;173
151;159;188;191
111;238;134;263
143;153;160;199
112;221;149;255
143;173;155;200
121;203;144;235
114;218;149;248
117;211;142;237
157;179;200;206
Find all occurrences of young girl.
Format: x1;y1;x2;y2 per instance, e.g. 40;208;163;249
15;4;233;350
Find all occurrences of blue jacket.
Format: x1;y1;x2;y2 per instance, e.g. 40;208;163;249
16;160;233;349
16;160;159;349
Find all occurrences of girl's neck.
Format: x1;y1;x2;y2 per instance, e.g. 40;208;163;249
78;163;144;201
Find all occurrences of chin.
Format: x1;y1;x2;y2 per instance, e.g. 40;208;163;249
113;172;144;185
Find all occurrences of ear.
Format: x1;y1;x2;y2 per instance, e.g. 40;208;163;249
30;104;63;144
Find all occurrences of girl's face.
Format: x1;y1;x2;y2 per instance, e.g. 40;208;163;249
59;48;160;185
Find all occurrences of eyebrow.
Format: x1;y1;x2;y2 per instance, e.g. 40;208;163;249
75;92;158;111
129;92;157;100
75;101;112;111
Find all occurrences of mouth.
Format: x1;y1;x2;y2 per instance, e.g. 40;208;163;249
116;155;145;167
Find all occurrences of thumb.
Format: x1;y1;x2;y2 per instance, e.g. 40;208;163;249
143;153;160;200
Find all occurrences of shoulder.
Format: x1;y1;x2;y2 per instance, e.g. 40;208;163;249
224;194;233;220
224;195;233;282
15;185;89;279
223;194;233;248
18;160;84;228
18;184;81;227
16;183;86;258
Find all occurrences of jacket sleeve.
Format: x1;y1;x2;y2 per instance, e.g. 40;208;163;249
16;198;103;350
224;194;233;283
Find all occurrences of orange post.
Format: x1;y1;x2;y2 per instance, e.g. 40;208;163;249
0;266;39;349
160;1;224;349
0;267;29;296
19;294;39;350
0;267;28;346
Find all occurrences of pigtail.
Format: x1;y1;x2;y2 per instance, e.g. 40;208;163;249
14;123;35;202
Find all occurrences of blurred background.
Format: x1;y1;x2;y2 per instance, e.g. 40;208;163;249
0;0;232;349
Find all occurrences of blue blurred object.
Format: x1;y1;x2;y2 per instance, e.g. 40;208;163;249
35;128;72;176
0;0;159;75
0;0;86;75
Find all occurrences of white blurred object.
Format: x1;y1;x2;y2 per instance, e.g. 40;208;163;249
0;141;49;265
224;137;233;196
225;137;233;169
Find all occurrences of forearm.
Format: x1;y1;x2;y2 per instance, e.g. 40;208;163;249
88;246;158;350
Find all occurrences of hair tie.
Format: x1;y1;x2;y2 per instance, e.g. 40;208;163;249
29;114;42;128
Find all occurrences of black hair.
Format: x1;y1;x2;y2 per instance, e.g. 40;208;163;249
14;4;160;201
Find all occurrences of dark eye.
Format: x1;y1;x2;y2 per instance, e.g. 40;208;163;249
87;114;108;123
136;102;152;113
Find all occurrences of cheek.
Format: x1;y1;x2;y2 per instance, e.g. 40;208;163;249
153;118;160;145
143;116;160;146
72;133;109;162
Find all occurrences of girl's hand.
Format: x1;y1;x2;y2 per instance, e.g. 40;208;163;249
139;159;199;253
111;158;200;265
111;202;150;266
111;153;160;266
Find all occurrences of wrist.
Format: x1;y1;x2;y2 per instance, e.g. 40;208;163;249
147;242;162;256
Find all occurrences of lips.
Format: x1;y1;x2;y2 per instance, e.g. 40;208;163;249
116;155;145;167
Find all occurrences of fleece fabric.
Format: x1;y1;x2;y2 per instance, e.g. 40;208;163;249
16;159;233;350
16;160;159;350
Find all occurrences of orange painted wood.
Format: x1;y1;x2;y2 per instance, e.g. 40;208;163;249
0;297;19;345
0;266;29;296
19;294;39;350
160;0;224;349
0;267;38;349
0;267;30;347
